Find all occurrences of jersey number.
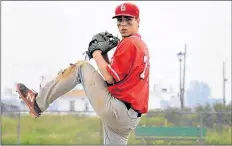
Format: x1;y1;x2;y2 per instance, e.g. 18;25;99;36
140;55;149;79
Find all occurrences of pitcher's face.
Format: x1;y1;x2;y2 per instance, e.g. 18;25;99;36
116;16;140;38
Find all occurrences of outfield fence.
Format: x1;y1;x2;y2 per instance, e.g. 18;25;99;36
1;109;231;145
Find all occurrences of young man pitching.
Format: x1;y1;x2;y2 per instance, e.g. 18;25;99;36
16;2;150;144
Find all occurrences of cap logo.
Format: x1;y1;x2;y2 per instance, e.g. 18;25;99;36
120;4;126;11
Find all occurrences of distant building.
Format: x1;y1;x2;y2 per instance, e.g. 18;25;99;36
186;81;224;107
148;91;161;109
152;83;180;109
55;89;93;112
38;75;94;112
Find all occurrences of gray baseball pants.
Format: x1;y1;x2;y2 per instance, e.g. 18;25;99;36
35;61;141;144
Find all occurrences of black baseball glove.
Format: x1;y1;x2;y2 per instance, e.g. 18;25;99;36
86;31;120;59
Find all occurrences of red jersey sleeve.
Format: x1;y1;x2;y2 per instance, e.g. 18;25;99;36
106;39;135;82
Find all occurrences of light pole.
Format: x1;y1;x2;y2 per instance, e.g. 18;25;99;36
177;52;185;110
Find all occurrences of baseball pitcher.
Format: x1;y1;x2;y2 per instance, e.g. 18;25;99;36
16;2;150;145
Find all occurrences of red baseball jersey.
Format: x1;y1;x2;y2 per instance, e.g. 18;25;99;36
106;33;150;113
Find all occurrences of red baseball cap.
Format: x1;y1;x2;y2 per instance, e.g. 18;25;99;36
112;2;139;19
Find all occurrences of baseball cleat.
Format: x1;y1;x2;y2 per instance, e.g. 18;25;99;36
16;83;42;118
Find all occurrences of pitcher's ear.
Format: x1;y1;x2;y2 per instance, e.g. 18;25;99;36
136;17;140;23
136;17;140;28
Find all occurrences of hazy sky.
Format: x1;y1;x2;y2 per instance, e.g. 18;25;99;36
1;1;231;103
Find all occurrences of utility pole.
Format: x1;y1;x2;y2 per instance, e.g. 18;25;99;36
179;58;183;109
177;52;184;110
223;62;227;107
182;44;187;109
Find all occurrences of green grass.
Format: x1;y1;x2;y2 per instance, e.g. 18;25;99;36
2;115;102;144
1;114;231;145
205;128;232;144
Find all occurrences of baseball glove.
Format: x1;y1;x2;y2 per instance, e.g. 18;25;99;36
85;31;120;59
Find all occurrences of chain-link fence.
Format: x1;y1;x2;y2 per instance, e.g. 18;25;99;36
1;109;232;145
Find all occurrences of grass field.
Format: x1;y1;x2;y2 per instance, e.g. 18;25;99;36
2;114;231;145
